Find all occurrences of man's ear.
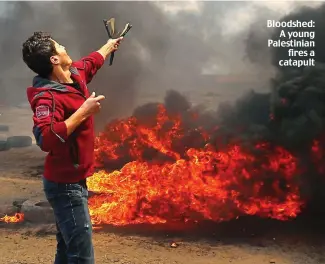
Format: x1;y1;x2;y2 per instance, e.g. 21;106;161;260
50;55;59;65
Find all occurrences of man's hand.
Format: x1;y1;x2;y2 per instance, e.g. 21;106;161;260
80;92;105;117
97;37;123;60
107;37;123;51
64;92;105;136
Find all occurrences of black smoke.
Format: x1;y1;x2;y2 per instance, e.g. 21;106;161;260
265;3;325;151
243;3;325;213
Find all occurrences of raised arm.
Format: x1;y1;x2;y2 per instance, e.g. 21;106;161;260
73;37;123;84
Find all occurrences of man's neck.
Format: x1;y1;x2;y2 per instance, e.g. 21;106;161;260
49;66;73;83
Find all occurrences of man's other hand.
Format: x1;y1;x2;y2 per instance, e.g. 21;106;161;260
80;92;105;117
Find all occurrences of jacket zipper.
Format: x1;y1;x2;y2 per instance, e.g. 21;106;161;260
63;80;91;169
61;89;86;169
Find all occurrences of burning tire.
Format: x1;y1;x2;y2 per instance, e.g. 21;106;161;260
0;125;9;132
6;136;32;148
21;199;55;224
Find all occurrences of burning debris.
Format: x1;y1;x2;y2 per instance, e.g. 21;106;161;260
0;213;24;223
87;90;305;226
170;242;178;248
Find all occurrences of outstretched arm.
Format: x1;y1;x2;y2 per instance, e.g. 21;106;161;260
72;37;123;84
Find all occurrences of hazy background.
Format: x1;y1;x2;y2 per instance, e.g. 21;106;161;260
0;1;322;129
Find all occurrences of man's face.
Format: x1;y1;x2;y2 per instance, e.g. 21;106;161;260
50;40;72;68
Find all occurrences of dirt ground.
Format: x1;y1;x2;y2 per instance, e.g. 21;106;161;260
1;107;325;264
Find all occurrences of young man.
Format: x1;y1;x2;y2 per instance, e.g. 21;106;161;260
22;31;123;263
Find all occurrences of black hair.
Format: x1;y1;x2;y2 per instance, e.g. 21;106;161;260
22;31;57;78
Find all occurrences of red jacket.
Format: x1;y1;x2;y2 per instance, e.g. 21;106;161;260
26;51;105;183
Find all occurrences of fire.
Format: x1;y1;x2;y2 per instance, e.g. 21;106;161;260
0;105;307;227
0;213;24;223
87;104;304;226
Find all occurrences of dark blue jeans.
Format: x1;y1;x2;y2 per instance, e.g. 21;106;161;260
43;177;94;264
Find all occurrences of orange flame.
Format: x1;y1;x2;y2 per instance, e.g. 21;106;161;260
0;213;24;223
88;105;305;226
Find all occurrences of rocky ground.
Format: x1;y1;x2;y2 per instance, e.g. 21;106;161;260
0;107;325;264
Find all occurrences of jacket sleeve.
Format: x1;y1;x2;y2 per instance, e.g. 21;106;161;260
31;92;68;152
74;51;105;84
